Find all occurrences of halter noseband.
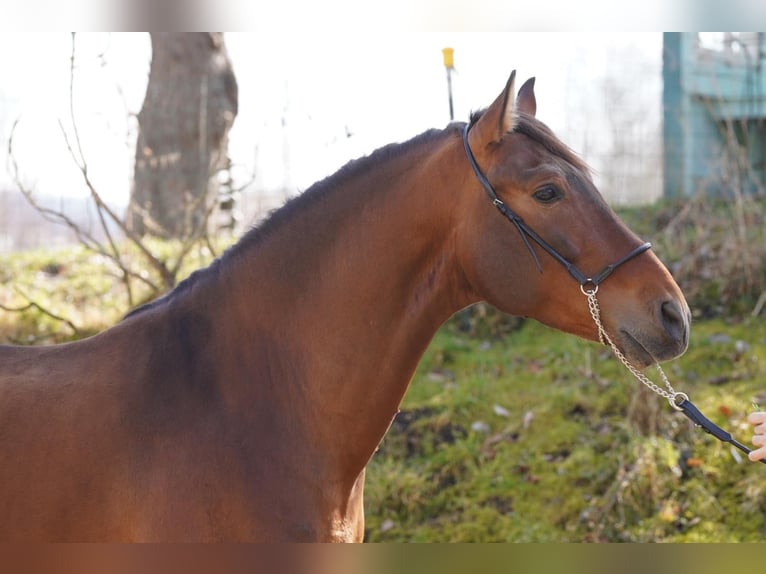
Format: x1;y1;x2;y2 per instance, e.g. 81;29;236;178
462;121;651;290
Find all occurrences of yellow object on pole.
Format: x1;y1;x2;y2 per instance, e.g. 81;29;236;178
442;47;455;70
442;48;455;120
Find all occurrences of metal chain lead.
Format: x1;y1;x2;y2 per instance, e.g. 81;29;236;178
582;286;685;411
581;286;766;465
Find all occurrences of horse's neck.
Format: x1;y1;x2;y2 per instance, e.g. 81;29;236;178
221;133;474;480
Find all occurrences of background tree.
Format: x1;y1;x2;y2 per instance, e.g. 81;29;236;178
128;33;238;239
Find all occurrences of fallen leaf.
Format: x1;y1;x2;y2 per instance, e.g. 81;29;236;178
493;404;510;418
659;501;678;523
380;519;395;533
484;433;506;447
522;410;534;429
471;421;490;434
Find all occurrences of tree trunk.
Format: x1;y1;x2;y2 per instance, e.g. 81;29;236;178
128;33;238;239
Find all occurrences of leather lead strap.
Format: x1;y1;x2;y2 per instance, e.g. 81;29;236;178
678;399;766;464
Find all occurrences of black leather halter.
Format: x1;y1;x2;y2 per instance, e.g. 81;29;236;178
462;122;651;290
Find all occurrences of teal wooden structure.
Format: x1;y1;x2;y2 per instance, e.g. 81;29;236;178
663;33;766;198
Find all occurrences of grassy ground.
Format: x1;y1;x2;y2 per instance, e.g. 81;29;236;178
2;215;766;542
364;319;766;541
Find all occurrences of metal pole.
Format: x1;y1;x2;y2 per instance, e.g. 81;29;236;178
442;48;455;121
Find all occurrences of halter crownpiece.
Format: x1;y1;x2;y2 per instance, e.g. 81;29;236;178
462;121;651;287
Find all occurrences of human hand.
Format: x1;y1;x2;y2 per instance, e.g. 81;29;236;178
747;411;766;462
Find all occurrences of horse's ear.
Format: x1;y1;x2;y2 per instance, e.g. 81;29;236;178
517;77;536;117
468;70;517;149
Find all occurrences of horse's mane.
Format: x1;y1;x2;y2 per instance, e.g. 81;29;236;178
123;125;455;320
227;126;452;257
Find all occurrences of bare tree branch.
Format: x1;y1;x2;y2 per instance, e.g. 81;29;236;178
4;32;240;337
7;121;158;297
0;288;80;336
62;34;175;290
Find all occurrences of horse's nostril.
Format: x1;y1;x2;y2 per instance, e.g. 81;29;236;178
660;300;687;345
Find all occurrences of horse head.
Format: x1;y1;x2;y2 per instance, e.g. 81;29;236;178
456;71;689;367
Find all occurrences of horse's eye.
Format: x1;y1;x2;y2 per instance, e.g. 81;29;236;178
533;186;561;204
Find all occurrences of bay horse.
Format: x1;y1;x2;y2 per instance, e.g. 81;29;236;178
0;71;689;541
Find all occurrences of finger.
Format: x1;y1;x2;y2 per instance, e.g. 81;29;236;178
748;412;766;425
753;434;766;447
749;446;766;462
756;422;766;435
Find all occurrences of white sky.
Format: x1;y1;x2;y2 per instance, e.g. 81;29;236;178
0;33;662;208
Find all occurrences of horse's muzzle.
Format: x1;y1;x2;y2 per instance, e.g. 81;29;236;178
617;297;690;367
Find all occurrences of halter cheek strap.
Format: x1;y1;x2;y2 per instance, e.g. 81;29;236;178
462;122;651;288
